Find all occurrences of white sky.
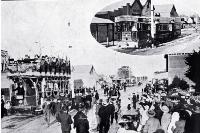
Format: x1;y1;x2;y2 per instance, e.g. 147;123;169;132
1;0;199;76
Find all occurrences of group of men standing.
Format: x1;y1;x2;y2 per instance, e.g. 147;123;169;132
94;96;122;133
43;99;90;133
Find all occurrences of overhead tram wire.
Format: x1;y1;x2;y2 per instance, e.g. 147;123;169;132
33;1;59;56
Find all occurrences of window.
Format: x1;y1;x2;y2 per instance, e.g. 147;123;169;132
159;24;169;31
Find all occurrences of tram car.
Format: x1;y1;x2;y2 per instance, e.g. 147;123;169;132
115;15;182;48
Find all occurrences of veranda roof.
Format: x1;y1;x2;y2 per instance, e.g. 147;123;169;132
91;17;114;24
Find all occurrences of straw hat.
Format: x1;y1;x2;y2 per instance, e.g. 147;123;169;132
147;110;156;117
160;105;170;113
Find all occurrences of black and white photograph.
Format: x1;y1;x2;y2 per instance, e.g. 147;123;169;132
1;0;200;133
90;0;200;55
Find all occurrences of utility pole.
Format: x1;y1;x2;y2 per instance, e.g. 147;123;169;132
35;41;41;58
150;0;155;47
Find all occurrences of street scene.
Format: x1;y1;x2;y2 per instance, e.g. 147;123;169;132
1;0;200;133
90;0;200;55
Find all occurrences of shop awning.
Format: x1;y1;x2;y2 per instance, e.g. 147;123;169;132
91;17;114;24
115;15;139;22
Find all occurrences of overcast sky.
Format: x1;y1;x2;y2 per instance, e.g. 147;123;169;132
1;0;199;77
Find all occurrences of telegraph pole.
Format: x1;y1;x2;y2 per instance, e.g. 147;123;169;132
35;41;42;58
150;0;155;47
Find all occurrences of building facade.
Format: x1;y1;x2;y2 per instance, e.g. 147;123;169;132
164;53;194;86
91;0;181;47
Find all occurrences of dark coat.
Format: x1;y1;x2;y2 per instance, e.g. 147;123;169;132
185;113;200;133
99;104;115;123
73;111;87;128
98;105;110;121
95;93;99;100
57;111;73;132
76;118;89;133
107;103;115;118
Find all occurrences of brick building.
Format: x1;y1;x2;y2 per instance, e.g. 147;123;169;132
91;0;181;46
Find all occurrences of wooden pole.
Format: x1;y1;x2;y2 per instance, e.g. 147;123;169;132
96;24;98;42
107;24;109;47
112;23;114;46
151;0;155;39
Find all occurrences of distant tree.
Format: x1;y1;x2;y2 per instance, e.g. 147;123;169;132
185;49;200;93
117;66;132;79
169;76;189;91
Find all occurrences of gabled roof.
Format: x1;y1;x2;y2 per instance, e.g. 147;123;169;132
72;65;95;74
154;4;177;17
99;0;138;13
91;17;114;24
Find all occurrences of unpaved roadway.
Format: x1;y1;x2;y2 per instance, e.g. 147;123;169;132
1;84;144;133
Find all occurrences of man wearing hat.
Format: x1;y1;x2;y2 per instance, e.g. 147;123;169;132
98;99;112;133
94;99;103;131
132;93;137;109
56;106;73;133
185;106;200;133
73;103;87;133
143;110;160;133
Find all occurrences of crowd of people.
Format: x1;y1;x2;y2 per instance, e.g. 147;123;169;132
43;81;200;133
134;91;200;133
93;80;200;133
2;79;200;133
